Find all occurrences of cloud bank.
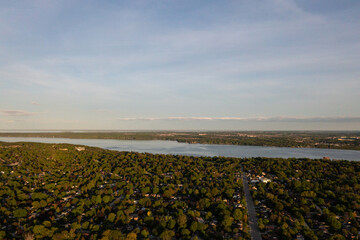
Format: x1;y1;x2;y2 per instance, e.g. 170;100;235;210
0;109;36;117
118;116;360;122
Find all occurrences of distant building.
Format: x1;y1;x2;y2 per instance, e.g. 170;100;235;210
259;177;271;183
296;234;305;240
75;146;85;151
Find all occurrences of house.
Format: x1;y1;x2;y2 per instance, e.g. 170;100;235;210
210;220;218;226
265;225;277;231
75;146;85;151
259;177;271;183
296;234;305;240
251;179;259;184
196;217;204;223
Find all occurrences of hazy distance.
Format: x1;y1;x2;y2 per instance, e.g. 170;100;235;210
1;0;360;130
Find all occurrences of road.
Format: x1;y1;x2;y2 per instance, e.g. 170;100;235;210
241;165;262;240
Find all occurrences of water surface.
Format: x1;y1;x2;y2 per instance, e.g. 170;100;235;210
0;137;359;161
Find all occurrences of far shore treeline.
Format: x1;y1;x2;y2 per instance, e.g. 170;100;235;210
0;131;359;151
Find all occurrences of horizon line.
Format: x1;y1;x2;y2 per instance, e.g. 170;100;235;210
1;129;360;132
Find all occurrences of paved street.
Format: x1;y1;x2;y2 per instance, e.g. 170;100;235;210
241;166;262;240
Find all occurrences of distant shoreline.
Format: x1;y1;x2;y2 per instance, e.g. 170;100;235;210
0;131;359;151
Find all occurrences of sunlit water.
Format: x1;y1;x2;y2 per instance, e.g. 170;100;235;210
0;137;359;161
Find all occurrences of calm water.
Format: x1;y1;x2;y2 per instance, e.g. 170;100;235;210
0;137;359;161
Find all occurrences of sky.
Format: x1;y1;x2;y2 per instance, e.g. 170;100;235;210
0;0;360;131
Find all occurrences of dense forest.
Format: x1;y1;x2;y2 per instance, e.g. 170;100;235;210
0;142;248;239
1;131;359;150
242;158;360;240
0;142;359;239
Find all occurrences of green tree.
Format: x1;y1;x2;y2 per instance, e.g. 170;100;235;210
160;230;175;240
13;208;27;218
108;213;116;222
233;209;243;221
126;232;137;240
33;225;52;238
222;216;234;229
141;229;149;238
168;219;176;229
96;194;102;204
190;222;198;232
181;228;190;236
177;214;187;228
103;195;111;204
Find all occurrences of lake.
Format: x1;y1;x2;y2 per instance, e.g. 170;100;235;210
0;137;359;161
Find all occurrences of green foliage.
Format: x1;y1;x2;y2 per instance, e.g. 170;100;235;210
96;194;102;204
243;157;360;240
108;212;116;223
233;208;243;221
190;221;198;232
33;225;52;238
1;141;357;239
222;215;234;229
32;192;48;200
13;208;27;218
140;229;149;238
177;213;187;228
103;195;111;204
126;232;137;240
181;228;190;236
160;229;175;240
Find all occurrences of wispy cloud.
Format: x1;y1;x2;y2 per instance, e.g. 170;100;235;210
93;109;116;114
0;109;36;116
0;119;16;123
0;1;359;130
0;64;114;96
118;116;360;122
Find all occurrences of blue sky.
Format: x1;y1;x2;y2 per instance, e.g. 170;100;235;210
1;0;360;130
